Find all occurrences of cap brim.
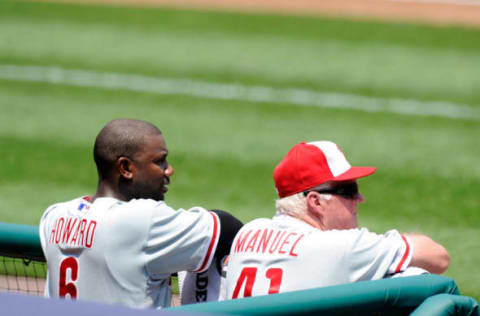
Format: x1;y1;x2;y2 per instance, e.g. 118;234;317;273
333;166;376;182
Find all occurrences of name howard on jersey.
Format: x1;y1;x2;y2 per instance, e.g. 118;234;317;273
233;228;304;257
49;216;97;249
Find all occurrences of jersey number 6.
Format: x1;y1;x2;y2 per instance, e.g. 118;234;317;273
232;267;283;299
59;257;78;299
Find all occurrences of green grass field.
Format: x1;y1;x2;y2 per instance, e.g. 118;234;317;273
0;0;479;301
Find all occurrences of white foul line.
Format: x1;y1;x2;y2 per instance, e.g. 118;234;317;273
0;64;478;120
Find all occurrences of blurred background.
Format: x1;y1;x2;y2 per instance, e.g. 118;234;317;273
0;0;479;300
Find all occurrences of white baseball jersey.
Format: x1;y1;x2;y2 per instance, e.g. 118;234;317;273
224;214;412;299
39;196;220;309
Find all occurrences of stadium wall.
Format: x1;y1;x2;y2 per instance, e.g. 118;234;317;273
0;222;478;315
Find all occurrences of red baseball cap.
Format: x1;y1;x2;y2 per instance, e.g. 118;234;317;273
273;141;376;198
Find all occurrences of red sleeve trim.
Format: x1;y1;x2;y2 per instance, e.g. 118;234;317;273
395;235;410;273
194;211;219;272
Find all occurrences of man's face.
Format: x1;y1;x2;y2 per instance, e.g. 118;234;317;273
130;133;174;201
321;181;364;230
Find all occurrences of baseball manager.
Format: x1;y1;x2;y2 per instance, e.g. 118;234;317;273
223;141;449;299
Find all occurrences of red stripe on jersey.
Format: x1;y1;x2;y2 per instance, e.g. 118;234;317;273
195;212;219;272
395;235;410;273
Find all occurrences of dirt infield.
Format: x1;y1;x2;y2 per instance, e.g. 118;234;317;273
43;0;480;27
0;274;182;306
0;275;45;296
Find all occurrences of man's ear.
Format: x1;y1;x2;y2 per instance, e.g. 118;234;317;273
306;192;328;217
117;157;135;180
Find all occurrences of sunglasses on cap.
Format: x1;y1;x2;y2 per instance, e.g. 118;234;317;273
303;182;359;200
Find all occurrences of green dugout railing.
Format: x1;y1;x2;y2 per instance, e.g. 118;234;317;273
0;222;44;261
170;274;478;315
411;294;479;316
0;222;478;315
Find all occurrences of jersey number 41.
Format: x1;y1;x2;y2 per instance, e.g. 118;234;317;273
232;267;283;299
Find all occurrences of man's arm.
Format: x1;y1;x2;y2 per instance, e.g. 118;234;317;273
405;233;450;274
179;210;243;304
209;209;244;274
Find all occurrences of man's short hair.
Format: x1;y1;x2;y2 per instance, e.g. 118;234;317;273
275;192;308;217
93;119;162;178
275;188;333;218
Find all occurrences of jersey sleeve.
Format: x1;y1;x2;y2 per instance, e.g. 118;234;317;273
144;205;220;277
345;228;412;281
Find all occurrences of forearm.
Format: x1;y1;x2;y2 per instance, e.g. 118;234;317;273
405;233;450;274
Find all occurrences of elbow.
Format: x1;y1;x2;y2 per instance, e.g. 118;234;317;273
436;247;450;274
429;246;450;274
407;234;450;274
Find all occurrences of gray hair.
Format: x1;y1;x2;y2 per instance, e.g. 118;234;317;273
275;187;332;218
275;192;307;217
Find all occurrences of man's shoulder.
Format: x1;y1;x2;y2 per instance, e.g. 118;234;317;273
121;198;167;210
42;196;86;216
122;199;210;216
288;228;372;254
319;227;375;240
314;227;396;251
116;200;213;229
240;218;273;229
236;216;309;236
39;196;90;230
93;198;173;216
40;197;164;221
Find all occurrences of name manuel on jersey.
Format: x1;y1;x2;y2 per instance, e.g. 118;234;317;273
49;217;97;248
234;228;304;257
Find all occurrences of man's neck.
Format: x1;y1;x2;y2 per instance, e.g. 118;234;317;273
298;212;327;230
91;181;127;202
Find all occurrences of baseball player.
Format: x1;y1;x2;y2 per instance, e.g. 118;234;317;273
223;141;450;299
39;119;242;309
